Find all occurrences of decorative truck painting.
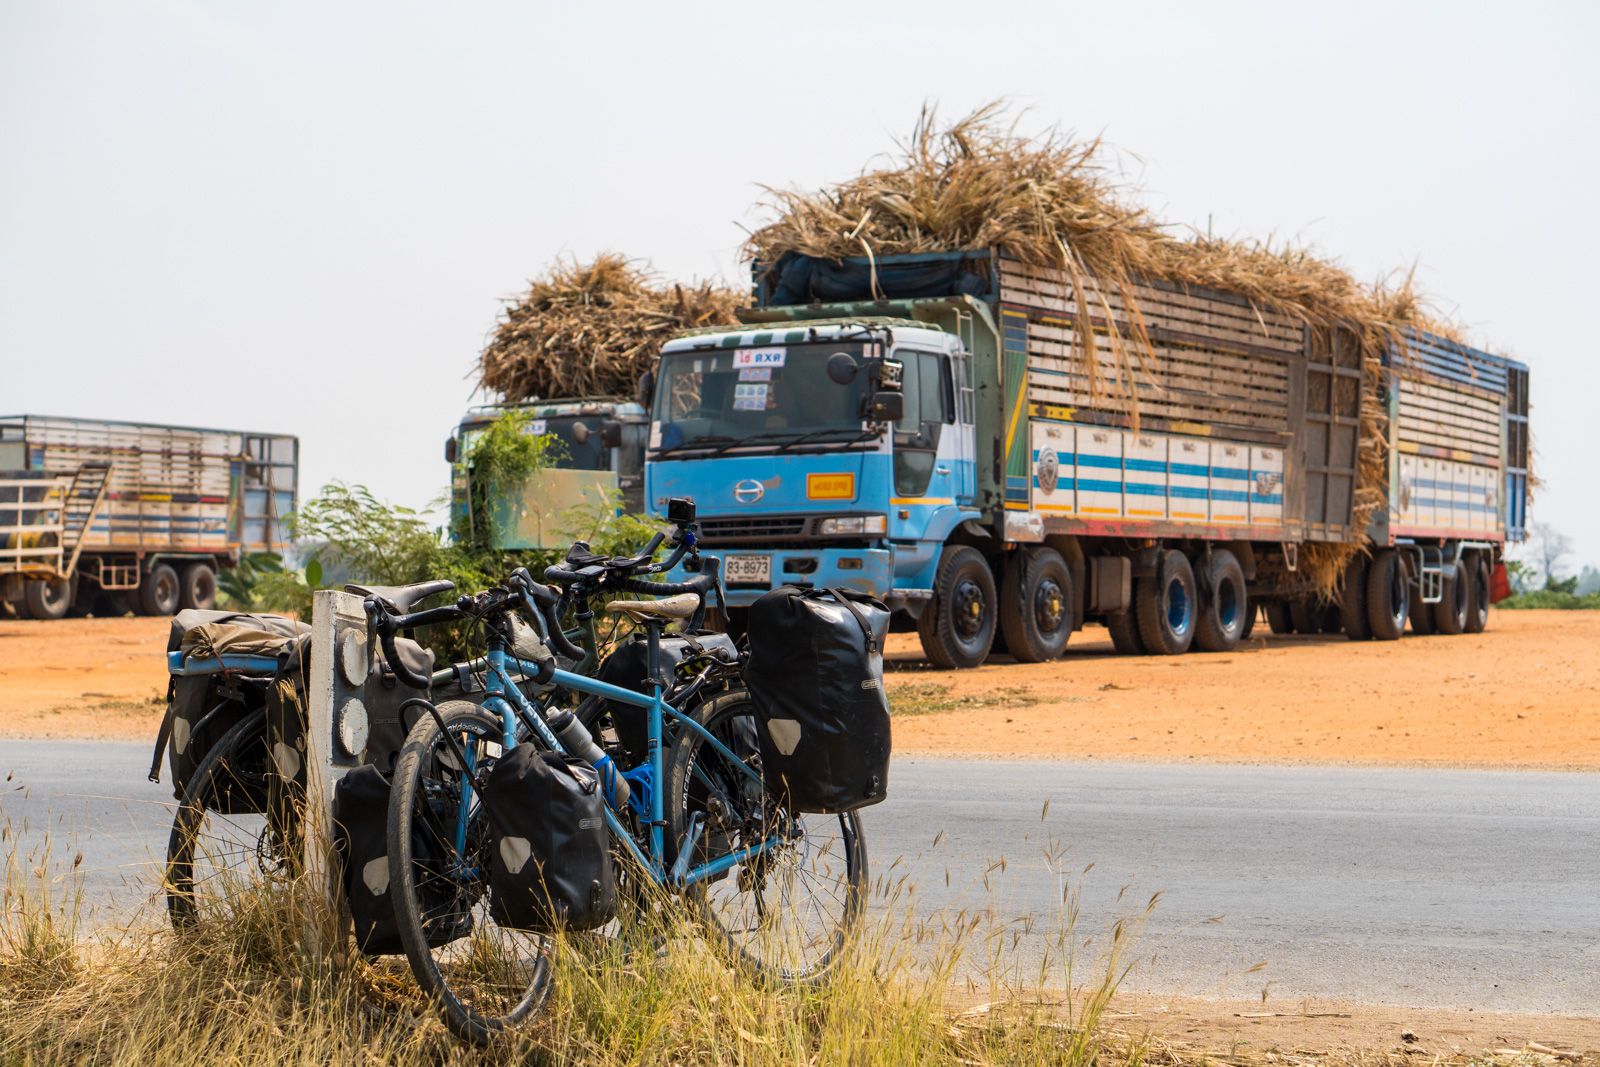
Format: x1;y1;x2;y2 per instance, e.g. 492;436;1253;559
0;415;298;619
644;251;1530;668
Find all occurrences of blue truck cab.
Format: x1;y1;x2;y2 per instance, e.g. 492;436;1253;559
644;303;992;622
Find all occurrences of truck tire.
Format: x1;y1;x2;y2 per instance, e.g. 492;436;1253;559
1433;570;1469;635
180;562;218;611
1288;599;1319;635
916;545;997;670
1135;549;1196;656
999;546;1073;663
1339;555;1372;641
23;577;74;621
1263;601;1295;635
1365;549;1407;641
138;563;181;617
1318;604;1343;635
1194;549;1247;653
1104;610;1146;654
1465;556;1491;634
1240;603;1258;640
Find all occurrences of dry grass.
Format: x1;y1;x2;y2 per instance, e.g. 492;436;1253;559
1;822;1155;1065
478;253;746;403
744;102;1479;596
889;681;1043;718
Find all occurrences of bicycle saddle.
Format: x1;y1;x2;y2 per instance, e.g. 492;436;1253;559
604;593;699;623
345;579;455;613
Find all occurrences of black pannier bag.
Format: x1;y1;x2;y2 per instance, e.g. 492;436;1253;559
332;764;472;955
744;586;892;813
480;747;616;932
154;609;310;806
594;631;738;764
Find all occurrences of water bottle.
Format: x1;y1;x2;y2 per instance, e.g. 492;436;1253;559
546;709;629;811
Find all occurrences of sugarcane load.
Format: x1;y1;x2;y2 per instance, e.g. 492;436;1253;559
636;104;1530;666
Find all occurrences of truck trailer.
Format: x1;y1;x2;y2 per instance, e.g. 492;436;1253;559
643;251;1529;667
0;415;298;619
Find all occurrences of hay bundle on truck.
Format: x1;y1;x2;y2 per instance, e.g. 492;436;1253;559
0;415;297;619
458;255;742;549
643;106;1529;667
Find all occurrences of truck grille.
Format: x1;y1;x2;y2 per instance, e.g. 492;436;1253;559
698;515;808;543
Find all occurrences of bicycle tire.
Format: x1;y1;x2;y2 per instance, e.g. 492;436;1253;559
388;700;552;1045
665;688;867;985
165;708;283;929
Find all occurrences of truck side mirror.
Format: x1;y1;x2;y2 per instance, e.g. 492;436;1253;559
571;420;590;445
600;420;622;448
637;369;657;410
444;436;457;463
867;391;904;422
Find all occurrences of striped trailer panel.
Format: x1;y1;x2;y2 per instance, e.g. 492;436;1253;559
1208;443;1251;525
1074;426;1123;517
1167;438;1210;522
1249;446;1284;526
1029;421;1075;514
1124;433;1168;520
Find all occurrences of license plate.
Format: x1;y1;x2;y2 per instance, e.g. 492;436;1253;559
724;554;771;585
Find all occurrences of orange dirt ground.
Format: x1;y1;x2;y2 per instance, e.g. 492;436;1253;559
0;611;1596;769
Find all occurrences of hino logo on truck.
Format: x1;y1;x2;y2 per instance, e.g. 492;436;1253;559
734;479;765;503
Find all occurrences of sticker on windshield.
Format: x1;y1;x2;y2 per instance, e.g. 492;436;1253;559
733;347;786;369
521;419;548;435
738;367;772;382
733;383;769;411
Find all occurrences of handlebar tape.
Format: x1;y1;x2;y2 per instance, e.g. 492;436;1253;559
377;617;433;690
618;573;716;597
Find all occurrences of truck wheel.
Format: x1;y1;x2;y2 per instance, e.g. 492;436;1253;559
23;577;74;621
1433;570;1469;635
1365;549;1407;641
180;562;218;611
1194;550;1247;653
1104;610;1146;654
1465;556;1491;634
1135;549;1196;656
138;563;181;617
1318;604;1343;635
999;547;1073;663
916;546;997;669
1263;601;1295;635
1240;602;1258;640
1288;599;1319;635
1340;555;1372;641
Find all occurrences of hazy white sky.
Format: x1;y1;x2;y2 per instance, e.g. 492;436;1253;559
4;1;1597;568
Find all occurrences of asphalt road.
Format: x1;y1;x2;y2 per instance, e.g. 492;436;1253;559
4;741;1596;1013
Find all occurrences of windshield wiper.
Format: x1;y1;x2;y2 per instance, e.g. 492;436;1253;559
653;434;737;458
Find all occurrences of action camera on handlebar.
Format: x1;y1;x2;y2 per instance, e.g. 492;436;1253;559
666;497;695;526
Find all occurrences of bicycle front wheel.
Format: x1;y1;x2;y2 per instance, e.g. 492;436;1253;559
665;689;867;984
388;700;552;1045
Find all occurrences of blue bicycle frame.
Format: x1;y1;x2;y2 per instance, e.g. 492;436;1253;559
465;637;781;889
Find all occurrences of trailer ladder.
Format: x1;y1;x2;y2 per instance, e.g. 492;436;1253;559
60;462;112;578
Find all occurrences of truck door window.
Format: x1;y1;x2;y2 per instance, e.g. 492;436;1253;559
893;350;952;496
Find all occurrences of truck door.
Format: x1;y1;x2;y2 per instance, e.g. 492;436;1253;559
893;349;957;502
950;350;977;505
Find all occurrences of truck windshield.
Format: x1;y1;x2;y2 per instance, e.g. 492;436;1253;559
461;415;608;471
652;343;867;451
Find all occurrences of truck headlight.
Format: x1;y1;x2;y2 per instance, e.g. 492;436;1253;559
819;516;887;535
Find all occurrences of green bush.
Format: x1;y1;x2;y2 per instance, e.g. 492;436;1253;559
1499;589;1600;610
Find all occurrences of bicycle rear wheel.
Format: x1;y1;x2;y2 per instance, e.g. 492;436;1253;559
388;701;552;1045
166;709;291;927
665;689;867;984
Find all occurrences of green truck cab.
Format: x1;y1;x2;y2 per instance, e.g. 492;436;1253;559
447;399;648;550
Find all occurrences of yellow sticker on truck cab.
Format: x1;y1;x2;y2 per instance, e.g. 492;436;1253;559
807;473;855;499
